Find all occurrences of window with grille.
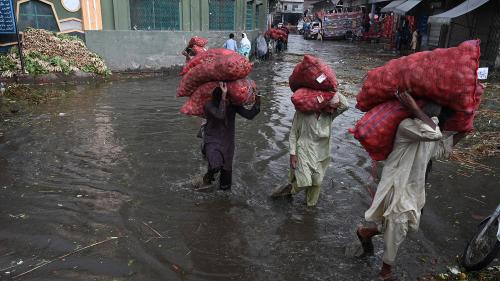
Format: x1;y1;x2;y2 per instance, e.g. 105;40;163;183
130;0;180;30
246;1;254;30
18;0;59;31
255;4;261;28
209;0;235;30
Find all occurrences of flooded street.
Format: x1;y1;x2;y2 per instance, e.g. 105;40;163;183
0;35;498;281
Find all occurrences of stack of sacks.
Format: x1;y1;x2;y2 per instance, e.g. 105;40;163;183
188;36;208;56
178;50;256;117
350;40;483;161
289;55;338;113
180;48;235;76
266;28;288;41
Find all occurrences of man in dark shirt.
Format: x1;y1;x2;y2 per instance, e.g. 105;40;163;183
202;82;261;190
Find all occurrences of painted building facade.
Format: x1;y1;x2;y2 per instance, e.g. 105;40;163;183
98;0;268;32
1;0;270;70
0;0;101;48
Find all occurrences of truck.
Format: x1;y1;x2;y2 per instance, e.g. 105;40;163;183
321;12;363;40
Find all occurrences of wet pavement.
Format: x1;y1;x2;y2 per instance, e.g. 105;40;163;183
0;35;498;281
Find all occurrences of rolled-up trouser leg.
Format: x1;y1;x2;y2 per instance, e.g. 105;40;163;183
220;169;232;190
305;185;321;207
382;218;409;266
203;167;219;185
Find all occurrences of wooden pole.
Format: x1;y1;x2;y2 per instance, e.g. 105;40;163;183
12;0;25;75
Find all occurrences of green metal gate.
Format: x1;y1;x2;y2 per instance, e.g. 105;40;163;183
246;1;254;30
255;4;261;29
130;0;180;30
209;0;236;30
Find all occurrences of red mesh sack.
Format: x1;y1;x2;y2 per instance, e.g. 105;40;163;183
177;54;253;97
442;110;476;133
188;36;208;47
349;100;425;161
443;83;484;132
180;48;236;76
291;88;336;113
289;55;338;92
227;79;257;106
356;40;481;112
191;45;206;56
267;28;287;40
180;82;219;117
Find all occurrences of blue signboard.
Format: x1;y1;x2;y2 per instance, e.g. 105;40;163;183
0;0;17;34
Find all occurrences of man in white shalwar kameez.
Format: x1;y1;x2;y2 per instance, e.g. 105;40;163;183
356;92;465;280
271;94;349;206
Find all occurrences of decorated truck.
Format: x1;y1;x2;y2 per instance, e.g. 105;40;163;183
321;12;363;39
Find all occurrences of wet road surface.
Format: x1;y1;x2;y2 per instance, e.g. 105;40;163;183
0;35;498;281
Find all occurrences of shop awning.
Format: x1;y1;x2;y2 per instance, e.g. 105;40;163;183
349;0;369;7
428;0;490;24
369;0;390;4
380;0;406;13
393;0;422;15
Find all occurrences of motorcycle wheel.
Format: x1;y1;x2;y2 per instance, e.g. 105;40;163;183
462;217;500;271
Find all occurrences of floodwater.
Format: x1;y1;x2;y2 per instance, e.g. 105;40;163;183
0;35;498;281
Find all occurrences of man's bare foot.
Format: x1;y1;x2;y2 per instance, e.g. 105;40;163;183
356;227;375;256
379;263;397;280
271;184;293;198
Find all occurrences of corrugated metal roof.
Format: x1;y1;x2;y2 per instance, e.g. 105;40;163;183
380;0;407;12
369;0;390;4
393;0;422;15
428;0;490;24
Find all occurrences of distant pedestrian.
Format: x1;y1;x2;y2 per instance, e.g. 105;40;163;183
271;94;349;207
400;21;412;54
356;92;465;280
238;33;252;59
276;38;285;53
411;30;418;53
317;30;323;42
255;32;268;60
223;33;238;52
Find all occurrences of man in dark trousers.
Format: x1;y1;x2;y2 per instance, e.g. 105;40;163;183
202;82;261;190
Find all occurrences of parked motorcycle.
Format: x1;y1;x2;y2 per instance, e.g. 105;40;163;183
461;204;500;271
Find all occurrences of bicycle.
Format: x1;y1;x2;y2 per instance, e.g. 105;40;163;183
461;204;500;271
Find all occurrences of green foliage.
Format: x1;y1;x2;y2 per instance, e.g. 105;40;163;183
24;52;49;75
82;64;111;76
8;46;19;56
0;54;16;72
48;56;73;75
57;33;83;42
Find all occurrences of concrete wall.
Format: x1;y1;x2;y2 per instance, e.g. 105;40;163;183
85;30;261;71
